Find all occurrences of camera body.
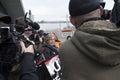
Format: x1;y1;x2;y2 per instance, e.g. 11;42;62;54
102;9;111;20
0;27;14;43
0;27;20;78
0;20;40;79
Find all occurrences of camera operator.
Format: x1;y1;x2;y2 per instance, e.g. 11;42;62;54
0;14;39;80
15;17;33;38
15;17;40;46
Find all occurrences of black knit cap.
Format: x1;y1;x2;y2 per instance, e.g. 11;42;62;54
69;0;100;17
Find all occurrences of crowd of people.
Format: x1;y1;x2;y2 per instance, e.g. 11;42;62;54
1;0;120;80
0;14;62;80
15;16;62;80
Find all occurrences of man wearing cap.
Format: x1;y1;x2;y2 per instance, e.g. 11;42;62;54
59;0;120;80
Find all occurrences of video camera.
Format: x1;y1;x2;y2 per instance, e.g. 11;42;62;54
0;13;21;78
99;0;112;20
102;9;111;20
0;13;40;78
100;0;120;26
14;13;40;46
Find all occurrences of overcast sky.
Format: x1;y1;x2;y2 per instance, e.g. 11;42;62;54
21;0;69;21
21;0;114;22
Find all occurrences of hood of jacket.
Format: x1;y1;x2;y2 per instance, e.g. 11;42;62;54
71;20;120;66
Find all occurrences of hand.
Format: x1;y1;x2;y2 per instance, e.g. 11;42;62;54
20;40;34;54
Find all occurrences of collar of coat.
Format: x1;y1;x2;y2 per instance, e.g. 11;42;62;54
80;19;117;30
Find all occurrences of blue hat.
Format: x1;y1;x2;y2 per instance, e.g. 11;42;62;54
69;0;100;17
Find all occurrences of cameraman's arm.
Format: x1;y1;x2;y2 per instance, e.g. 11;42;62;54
20;41;39;80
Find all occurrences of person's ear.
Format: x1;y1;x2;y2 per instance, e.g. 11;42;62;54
99;5;104;16
70;16;76;26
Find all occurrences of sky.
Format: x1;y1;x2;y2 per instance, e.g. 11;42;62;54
21;0;70;21
22;0;114;21
21;0;114;30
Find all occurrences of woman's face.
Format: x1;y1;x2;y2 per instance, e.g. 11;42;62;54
47;39;55;46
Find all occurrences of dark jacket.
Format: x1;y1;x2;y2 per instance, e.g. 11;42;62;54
0;52;39;80
60;20;120;80
20;52;39;80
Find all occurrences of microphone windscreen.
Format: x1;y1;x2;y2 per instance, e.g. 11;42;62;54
28;22;40;30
